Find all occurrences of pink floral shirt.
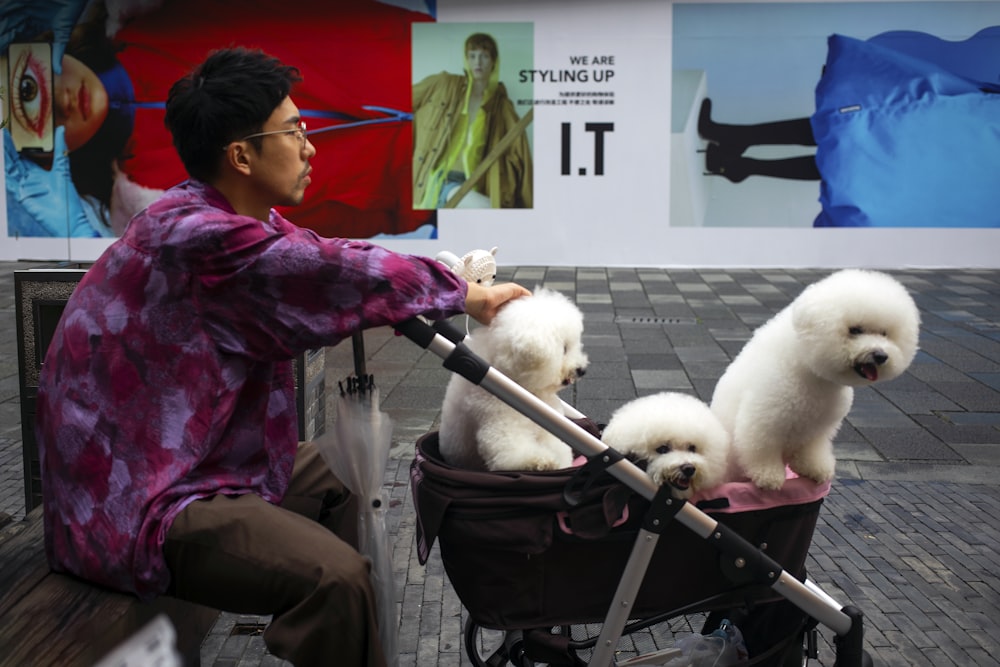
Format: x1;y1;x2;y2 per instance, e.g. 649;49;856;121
36;180;467;599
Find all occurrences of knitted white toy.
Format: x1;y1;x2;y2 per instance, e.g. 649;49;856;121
436;247;500;335
435;247;498;287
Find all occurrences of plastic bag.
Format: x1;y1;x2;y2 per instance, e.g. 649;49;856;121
661;619;749;667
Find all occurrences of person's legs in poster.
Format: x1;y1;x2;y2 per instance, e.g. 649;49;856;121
698;98;820;183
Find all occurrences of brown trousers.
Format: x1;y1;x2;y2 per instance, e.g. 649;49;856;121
164;442;388;667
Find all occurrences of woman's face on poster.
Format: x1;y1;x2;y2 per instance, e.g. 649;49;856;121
9;46;109;153
54;54;110;152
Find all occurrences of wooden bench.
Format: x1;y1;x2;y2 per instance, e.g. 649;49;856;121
0;506;219;666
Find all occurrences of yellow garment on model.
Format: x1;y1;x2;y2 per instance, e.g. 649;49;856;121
418;53;499;208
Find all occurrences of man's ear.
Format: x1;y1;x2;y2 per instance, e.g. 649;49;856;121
223;142;253;176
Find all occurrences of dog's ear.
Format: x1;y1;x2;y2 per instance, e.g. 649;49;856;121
791;287;840;338
489;327;550;376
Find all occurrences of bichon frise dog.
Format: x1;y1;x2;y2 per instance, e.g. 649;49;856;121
601;392;730;498
438;287;589;471
711;269;920;490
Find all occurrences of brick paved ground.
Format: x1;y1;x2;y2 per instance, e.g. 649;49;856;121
2;264;999;666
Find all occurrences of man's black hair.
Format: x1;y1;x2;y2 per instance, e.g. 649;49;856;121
165;47;302;182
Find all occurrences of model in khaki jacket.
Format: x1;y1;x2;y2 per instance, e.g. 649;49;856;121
412;32;533;209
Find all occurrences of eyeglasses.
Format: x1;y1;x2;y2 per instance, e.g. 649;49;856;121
228;121;308;149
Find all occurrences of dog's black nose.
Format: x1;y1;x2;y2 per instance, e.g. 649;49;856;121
680;464;696;479
576;367;587;378
873;350;888;365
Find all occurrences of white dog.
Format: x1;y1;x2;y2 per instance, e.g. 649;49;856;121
438;287;589;471
711;269;920;490
602;392;730;498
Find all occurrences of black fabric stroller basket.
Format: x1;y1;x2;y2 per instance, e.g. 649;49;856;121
411;432;824;632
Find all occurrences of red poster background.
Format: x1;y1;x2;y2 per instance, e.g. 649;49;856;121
112;0;435;238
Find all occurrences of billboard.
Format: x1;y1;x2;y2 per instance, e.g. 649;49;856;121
2;0;998;267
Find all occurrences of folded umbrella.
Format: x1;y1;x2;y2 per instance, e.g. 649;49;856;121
315;332;398;666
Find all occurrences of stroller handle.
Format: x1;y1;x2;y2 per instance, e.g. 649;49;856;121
394;317;860;646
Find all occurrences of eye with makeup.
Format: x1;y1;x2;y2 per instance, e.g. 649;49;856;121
9;47;53;139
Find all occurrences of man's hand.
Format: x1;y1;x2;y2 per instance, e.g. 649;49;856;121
464;281;531;325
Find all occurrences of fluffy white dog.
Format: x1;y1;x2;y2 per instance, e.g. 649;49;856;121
438;287;589;471
711;269;920;490
602;392;730;498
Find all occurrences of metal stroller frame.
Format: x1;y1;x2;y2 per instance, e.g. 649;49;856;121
395;317;873;666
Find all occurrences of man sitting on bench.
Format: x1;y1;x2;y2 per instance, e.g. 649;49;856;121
34;46;528;667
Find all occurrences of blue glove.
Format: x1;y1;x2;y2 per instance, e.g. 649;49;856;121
0;0;89;73
4;126;100;237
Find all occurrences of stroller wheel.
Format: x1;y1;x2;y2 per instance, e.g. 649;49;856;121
464;617;517;667
464;617;576;667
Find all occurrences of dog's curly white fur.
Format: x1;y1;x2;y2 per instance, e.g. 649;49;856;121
602;392;730;498
439;287;588;471
711;269;920;490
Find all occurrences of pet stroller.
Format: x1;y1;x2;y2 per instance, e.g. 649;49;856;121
396;318;873;667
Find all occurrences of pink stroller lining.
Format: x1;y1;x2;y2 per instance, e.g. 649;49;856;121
691;469;831;513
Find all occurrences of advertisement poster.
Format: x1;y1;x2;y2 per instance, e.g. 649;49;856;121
418;0;671;267
1;0;998;267
2;0;437;246
673;1;1000;229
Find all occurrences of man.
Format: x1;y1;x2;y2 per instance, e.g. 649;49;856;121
35;47;529;667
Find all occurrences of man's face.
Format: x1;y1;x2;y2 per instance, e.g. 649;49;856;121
467;48;494;84
247;96;315;207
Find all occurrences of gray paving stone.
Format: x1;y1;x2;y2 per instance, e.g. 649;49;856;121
970;372;1000;392
856;426;964;461
622;352;682;371
629;369;691;391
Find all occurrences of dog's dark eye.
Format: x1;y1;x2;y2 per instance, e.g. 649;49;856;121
655;444;671;455
687;444;697;453
848;326;863;335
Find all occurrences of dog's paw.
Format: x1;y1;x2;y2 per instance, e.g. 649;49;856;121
747;466;787;491
521;454;564;471
487;451;563;472
790;453;836;484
